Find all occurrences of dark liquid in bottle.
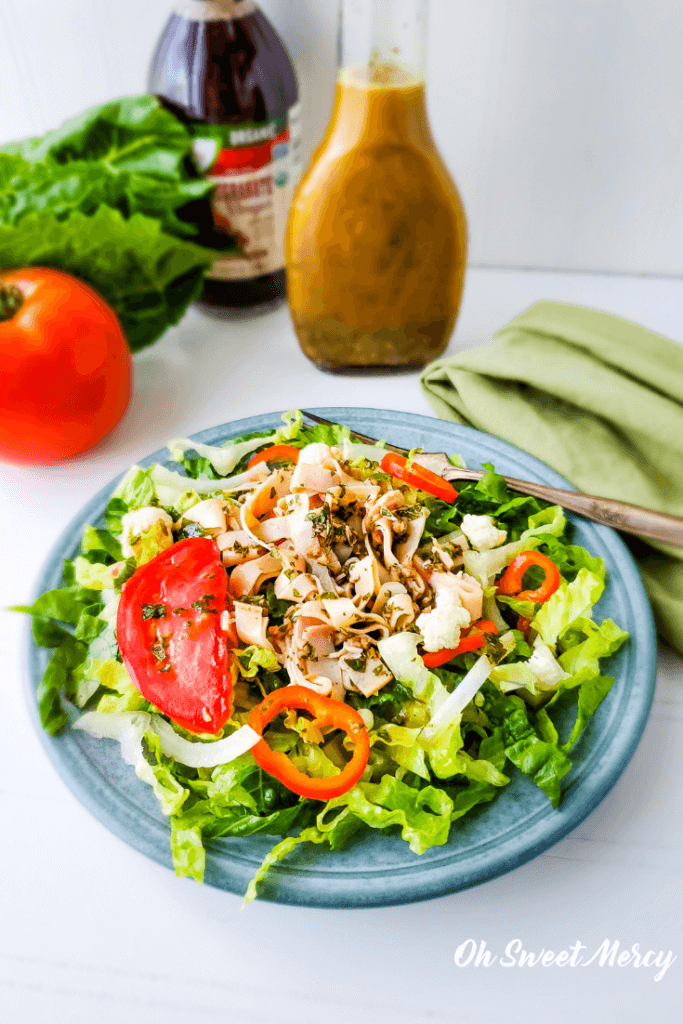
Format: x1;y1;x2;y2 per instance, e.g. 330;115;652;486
149;3;298;316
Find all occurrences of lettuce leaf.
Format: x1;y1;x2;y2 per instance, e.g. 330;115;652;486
0;205;214;352
78;658;150;714
207;754;262;813
379;724;430;780
170;820;206;885
474;462;509;504
69;656;130;708
141;731;190;817
520;505;566;540
0;95;212;236
558;617;628;675
533;538;607;584
448;779;499;821
0;149;210;240
237;645;282;679
72;556;135;591
130;522;174;566
297;418;351;448
482;685;571;806
450;751;509;786
377;632;449;713
30;618;72;648
490;662;540;693
0;95;243;351
12;587;91;625
542;668;616;751
319;776;454;855
36;636;88;734
203;803;310;841
242;827;328;904
81;524;123;562
110;465;157;511
13;574;106;732
290;742;341;780
533;568;605;645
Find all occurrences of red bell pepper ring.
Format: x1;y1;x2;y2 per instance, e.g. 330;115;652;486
380;452;458;504
421;619;498;668
117;537;236;734
248;685;370;800
497;550;561;604
247;444;300;469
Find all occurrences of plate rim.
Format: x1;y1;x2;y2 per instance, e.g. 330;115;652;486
24;407;657;908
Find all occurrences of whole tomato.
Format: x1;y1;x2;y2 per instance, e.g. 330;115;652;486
0;268;132;464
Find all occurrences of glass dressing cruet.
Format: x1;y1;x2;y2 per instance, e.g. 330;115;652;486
286;0;467;372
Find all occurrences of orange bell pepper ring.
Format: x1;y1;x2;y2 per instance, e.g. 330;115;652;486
516;615;532;635
380;452;458;503
247;444;300;469
421;619;498;668
248;685;370;800
497;550;561;603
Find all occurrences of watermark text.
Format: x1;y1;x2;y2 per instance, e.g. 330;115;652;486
454;939;676;982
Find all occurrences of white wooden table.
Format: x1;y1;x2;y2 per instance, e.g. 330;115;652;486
1;267;681;1023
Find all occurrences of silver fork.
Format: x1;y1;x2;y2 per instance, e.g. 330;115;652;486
302;410;683;547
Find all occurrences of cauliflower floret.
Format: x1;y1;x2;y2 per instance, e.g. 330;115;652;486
431;570;483;622
460;514;507;551
120;506;174;558
526;640;569;687
416;589;471;653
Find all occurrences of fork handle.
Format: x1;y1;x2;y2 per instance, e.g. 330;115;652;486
444;469;683;547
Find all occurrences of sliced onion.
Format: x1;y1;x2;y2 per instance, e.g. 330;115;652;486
151;462;268;498
420;655;493;744
150;717;261;768
73;711;261;768
340;439;387;464
167;434;283;477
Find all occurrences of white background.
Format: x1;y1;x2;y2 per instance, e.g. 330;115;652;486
2;0;683;275
1;1;683;1021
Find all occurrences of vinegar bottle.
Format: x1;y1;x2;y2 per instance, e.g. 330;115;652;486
286;0;467;371
149;0;301;316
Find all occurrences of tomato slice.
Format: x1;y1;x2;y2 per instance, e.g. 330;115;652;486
117;537;235;734
380;452;458;503
247;444;300;469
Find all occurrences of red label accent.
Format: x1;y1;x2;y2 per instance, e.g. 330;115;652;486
209;129;290;177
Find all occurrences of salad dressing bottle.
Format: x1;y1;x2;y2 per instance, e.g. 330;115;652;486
149;0;301;316
286;0;467;371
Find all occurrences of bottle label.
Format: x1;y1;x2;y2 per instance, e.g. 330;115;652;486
196;104;302;282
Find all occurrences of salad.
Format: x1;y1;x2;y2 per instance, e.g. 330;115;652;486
19;412;628;902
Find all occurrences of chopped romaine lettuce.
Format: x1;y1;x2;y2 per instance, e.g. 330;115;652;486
237;645;281;678
533;568;605;645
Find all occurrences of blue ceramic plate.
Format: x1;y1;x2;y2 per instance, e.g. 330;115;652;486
26;408;657;907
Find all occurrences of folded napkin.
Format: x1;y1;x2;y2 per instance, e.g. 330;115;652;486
420;300;683;655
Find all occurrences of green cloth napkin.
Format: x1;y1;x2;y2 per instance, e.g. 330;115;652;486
420;300;683;655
